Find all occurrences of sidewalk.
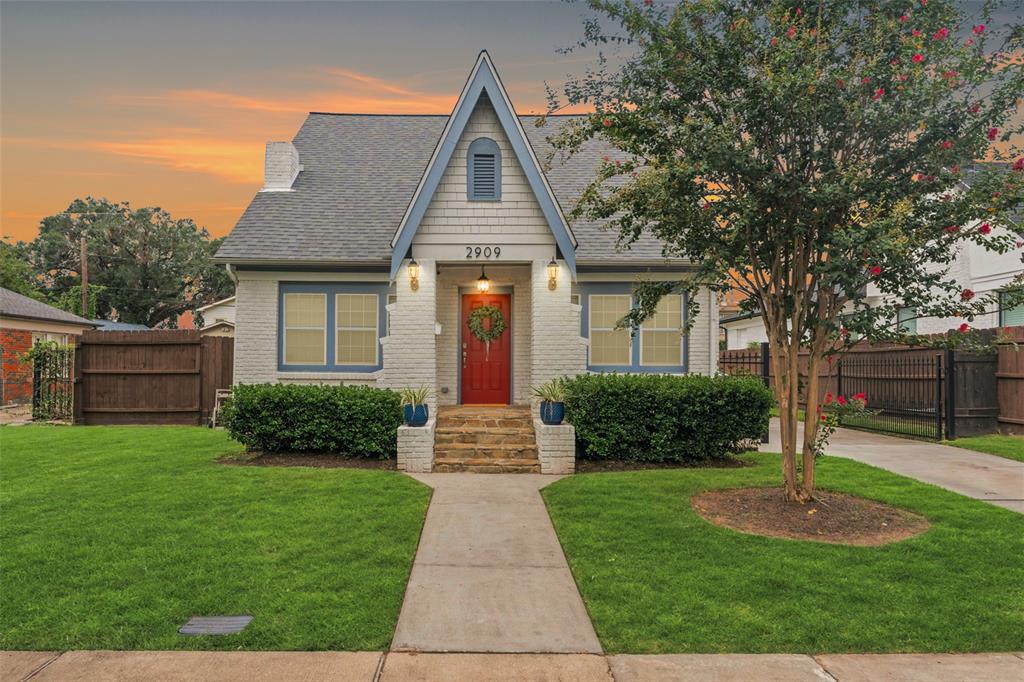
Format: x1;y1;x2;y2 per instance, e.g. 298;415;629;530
390;473;601;653
5;650;1023;681
760;419;1024;512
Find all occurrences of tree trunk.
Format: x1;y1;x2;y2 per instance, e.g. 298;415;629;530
800;353;822;499
770;336;808;502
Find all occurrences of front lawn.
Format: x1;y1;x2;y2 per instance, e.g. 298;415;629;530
0;426;431;651
542;453;1024;654
945;434;1024;463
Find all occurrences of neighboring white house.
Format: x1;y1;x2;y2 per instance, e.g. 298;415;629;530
215;53;720;472
197;296;236;337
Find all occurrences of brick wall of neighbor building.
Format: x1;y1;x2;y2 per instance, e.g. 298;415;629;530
1;328;33;405
435;264;533;406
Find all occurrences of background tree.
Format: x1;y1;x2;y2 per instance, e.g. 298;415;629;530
28;198;234;327
550;0;1024;501
0;239;44;300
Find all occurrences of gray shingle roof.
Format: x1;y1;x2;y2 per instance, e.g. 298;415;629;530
216;113;674;266
0;288;93;326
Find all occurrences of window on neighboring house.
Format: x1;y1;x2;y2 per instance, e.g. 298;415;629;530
336;293;378;365
282;293;327;365
467;137;501;200
1000;290;1024;327
31;332;69;345
640;294;683;366
897;306;917;335
589;295;633;366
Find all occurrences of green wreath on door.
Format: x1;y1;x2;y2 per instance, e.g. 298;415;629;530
467;305;507;360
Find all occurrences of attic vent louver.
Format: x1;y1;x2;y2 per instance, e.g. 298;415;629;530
467;137;501;200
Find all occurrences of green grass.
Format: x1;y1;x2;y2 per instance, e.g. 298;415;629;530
945;434;1024;463
542;453;1024;654
0;426;431;651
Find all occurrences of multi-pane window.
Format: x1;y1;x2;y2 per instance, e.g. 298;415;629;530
589;295;632;366
1000;290;1024;327
336;294;378;365
640;294;683;366
897;307;917;335
283;293;327;365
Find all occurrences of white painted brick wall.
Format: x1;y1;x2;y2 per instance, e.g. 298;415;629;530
688;286;715;376
233;277;278;384
531;259;586;391
381;259;438;412
397;418;434;473
534;419;576;474
418;99;553;242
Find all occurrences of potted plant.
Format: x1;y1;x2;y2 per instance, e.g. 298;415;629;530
533;377;567;425
399;386;430;427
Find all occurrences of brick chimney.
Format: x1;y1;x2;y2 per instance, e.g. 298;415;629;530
262;141;301;191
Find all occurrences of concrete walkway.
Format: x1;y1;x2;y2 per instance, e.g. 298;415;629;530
390;473;601;653
760;419;1024;512
5;650;1023;681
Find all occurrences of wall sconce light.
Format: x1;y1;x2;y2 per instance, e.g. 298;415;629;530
476;266;490;293
547;258;559;291
408;258;420;291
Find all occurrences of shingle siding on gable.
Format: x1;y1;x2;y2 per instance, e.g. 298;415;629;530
416;100;555;242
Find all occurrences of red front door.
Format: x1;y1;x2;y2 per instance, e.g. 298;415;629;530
461;293;511;405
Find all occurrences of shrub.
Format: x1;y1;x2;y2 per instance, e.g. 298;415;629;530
563;373;772;462
221;383;403;457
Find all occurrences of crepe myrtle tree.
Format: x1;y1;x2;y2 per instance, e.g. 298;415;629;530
548;0;1024;501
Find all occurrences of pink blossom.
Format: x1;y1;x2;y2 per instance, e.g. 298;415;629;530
861;76;871;85
786;25;797;39
852;392;867;402
771;37;778;46
944;225;960;234
836;78;845;89
969;103;981;114
912;29;922;37
837;395;848;406
900;14;909;23
966;38;974;47
961;289;975;301
602;118;613;127
870;265;882;276
1016;239;1023;248
824;392;834;405
972;24;985;35
958;322;970;333
987;127;999;141
942;70;958;80
933;27;949;40
939;140;953;150
602;155;610;162
872;88;885;101
979;223;992;235
912;53;924;63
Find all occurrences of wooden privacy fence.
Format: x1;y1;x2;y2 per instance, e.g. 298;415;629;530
73;330;233;425
720;332;1010;440
997;326;1024;434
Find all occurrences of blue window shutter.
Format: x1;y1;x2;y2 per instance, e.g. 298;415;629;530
467;137;501;200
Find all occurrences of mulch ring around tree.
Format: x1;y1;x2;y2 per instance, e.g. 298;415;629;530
219;453;396;470
691;487;931;546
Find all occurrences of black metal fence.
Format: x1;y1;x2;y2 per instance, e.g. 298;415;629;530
31;343;74;421
720;343;953;440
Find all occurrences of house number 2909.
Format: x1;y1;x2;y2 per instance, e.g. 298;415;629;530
466;246;501;259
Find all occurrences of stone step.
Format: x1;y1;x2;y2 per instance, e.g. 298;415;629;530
435;443;538;461
436;416;534;430
433;457;541;473
435;430;536;447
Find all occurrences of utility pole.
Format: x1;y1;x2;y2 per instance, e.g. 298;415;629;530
80;236;89;317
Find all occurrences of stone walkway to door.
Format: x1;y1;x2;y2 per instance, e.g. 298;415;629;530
391;473;601;653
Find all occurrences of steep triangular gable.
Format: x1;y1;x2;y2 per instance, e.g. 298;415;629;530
389;51;577;279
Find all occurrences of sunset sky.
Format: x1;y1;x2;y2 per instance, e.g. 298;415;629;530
1;0;601;242
2;1;1018;244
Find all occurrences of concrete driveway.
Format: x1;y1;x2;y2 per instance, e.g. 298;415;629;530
760;419;1024;512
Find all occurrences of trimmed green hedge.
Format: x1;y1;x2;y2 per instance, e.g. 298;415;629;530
221;383;403;457
563;373;772;462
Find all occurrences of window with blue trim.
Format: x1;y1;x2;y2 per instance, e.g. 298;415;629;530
279;283;387;372
467;137;501;200
580;285;688;373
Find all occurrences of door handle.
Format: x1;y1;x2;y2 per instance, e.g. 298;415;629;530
463;351;468;368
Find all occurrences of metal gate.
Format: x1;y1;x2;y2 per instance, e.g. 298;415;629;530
31;342;75;421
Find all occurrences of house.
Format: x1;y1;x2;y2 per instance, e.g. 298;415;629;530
215;52;719;472
91;319;150;332
1;287;93;405
196;296;236;337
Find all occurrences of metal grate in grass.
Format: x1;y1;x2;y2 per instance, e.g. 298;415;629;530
178;615;253;636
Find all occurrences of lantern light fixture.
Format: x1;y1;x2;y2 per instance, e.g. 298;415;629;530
547;258;559;290
476;267;491;293
408;258;420;291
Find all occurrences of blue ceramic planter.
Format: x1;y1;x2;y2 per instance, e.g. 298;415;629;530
539;400;565;425
403;404;429;427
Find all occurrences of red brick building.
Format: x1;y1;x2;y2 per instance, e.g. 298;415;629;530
1;287;93;405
